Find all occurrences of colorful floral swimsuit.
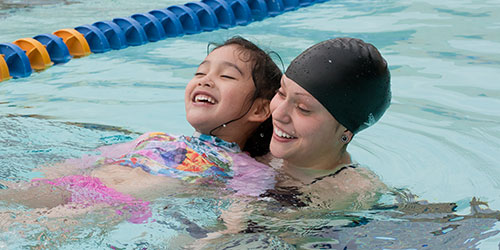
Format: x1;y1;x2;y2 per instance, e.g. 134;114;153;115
33;132;275;223
111;132;239;183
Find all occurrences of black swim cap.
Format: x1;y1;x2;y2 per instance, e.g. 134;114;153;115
285;37;391;134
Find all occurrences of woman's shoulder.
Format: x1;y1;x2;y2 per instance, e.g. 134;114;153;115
297;165;387;210
255;153;283;169
311;164;386;192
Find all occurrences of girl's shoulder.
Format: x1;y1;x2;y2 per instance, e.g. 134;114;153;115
137;132;178;143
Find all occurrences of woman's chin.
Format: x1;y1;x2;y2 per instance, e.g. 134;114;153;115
269;141;292;160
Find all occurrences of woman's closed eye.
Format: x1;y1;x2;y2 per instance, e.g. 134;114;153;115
277;89;286;98
194;72;206;76
297;105;311;113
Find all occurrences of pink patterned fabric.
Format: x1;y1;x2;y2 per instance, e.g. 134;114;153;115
32;175;151;224
227;153;277;197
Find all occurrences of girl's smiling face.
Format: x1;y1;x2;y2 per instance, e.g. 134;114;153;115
270;75;348;169
185;44;256;135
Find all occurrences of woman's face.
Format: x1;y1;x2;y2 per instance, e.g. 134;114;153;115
270;75;347;168
185;44;255;135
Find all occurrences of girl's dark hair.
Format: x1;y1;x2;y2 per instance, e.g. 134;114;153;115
211;36;282;157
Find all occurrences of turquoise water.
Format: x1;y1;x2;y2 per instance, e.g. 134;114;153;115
1;0;500;248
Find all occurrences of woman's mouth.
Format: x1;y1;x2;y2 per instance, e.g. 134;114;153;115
274;127;297;140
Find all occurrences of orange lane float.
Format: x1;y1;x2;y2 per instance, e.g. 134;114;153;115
53;29;91;58
13;38;53;71
0;54;11;82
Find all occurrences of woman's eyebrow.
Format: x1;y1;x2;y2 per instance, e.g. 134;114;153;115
280;77;286;89
282;78;309;97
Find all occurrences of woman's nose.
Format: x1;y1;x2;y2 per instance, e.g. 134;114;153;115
271;99;291;124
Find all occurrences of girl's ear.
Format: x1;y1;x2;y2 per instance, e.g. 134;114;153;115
248;98;271;122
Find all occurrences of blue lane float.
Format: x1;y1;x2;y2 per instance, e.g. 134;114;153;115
0;43;32;78
112;17;149;46
167;5;202;34
74;25;111;53
92;21;128;50
201;0;236;28
225;0;253;25
266;0;285;17
298;0;313;7
149;9;185;37
185;2;219;31
33;34;71;64
1;0;329;82
131;13;167;42
283;0;299;11
246;0;269;21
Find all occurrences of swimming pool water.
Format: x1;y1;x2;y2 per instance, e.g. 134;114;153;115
1;0;500;248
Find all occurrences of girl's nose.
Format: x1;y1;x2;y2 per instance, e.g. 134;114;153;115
197;79;213;87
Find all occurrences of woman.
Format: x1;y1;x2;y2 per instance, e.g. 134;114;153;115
265;37;392;209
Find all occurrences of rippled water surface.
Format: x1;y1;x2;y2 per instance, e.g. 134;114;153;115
1;0;500;248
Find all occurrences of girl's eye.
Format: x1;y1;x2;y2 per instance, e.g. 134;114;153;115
221;75;236;80
277;89;286;98
195;72;206;76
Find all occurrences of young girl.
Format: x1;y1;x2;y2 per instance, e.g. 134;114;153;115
0;37;282;224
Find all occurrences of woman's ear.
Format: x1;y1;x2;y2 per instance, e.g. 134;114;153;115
341;130;354;144
248;98;271;122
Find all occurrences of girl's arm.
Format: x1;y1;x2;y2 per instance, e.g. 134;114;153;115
0;181;70;209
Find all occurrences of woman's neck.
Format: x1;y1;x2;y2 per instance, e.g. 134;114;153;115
283;150;352;180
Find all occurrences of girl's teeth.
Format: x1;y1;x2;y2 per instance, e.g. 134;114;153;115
275;128;295;139
194;95;215;104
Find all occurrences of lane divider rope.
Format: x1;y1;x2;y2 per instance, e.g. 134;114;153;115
0;0;327;82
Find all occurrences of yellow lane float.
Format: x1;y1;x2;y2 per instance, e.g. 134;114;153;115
13;38;53;71
0;54;11;82
53;29;91;58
